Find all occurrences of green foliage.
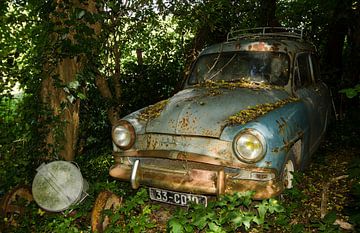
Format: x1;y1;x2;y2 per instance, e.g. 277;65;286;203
339;84;360;98
167;191;284;232
0;1;40;99
0;95;43;193
102;188;157;233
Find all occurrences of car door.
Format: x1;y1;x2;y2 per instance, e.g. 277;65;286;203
293;53;323;154
309;54;331;135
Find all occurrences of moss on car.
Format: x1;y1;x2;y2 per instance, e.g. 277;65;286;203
227;97;299;125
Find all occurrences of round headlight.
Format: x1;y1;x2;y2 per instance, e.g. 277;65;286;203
233;129;266;163
112;120;135;150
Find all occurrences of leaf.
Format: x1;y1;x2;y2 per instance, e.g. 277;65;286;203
76;10;85;19
241;216;253;230
77;92;86;100
339;88;359;98
256;201;268;220
253;216;263;225
192;214;208;229
323;211;337;224
232;213;255;229
168;219;184;233
208;222;224;232
355;84;360;91
291;224;305;233
68;80;80;90
268;199;285;213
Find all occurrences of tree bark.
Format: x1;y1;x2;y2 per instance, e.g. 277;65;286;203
95;74;121;126
324;1;351;77
41;58;81;161
322;0;352;119
258;0;280;27
40;0;99;161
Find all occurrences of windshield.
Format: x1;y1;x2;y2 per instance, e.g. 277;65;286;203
188;51;290;86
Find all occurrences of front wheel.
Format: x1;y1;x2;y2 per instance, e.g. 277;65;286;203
91;191;122;233
0;185;33;230
283;159;295;189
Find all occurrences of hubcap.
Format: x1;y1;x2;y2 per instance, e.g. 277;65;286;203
284;160;295;189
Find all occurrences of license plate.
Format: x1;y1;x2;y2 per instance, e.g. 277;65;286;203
149;187;207;206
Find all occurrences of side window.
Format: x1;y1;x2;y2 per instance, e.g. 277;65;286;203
295;53;312;88
310;54;321;82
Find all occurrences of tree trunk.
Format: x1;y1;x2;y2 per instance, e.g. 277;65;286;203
323;0;352;119
41;59;81;161
40;0;99;161
258;0;280;27
324;1;351;77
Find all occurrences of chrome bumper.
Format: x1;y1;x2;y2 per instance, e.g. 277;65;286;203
109;157;283;199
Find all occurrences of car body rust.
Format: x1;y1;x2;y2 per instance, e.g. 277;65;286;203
109;27;332;202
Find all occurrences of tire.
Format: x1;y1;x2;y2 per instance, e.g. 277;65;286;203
282;158;295;189
0;185;33;230
91;191;122;233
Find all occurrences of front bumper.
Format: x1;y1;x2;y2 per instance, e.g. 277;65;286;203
109;151;284;199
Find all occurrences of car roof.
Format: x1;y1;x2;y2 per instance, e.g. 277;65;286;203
199;27;316;57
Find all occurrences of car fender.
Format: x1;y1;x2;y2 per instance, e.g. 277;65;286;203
221;100;311;172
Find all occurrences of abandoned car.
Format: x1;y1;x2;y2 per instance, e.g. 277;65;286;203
109;27;331;205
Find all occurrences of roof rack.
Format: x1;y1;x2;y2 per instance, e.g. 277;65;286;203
227;27;303;41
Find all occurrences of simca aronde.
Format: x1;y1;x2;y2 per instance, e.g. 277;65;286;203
108;27;331;205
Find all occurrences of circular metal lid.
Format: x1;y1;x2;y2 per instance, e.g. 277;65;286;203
32;161;84;212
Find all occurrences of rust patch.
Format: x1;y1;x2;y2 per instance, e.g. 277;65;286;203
179;116;190;129
248;42;269;51
271;131;304;154
226;178;283;199
227;97;299;125
265;161;272;167
283;138;292;152
276;117;287;135
201;128;215;137
118;150;255;169
272;147;280;153
138;99;169;121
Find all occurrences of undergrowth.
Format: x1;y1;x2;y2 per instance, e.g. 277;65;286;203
167;191;284;233
1;97;359;232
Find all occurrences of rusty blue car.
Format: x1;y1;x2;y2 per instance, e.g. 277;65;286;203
108;28;331;205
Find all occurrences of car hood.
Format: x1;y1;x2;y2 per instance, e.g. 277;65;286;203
144;86;290;138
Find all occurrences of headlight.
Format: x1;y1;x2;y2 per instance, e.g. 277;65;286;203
112;120;135;150
233;129;266;163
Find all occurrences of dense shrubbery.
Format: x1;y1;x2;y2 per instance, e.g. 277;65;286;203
0;95;43;193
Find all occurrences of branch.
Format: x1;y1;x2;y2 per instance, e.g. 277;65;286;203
112;40;122;99
95;74;112;99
